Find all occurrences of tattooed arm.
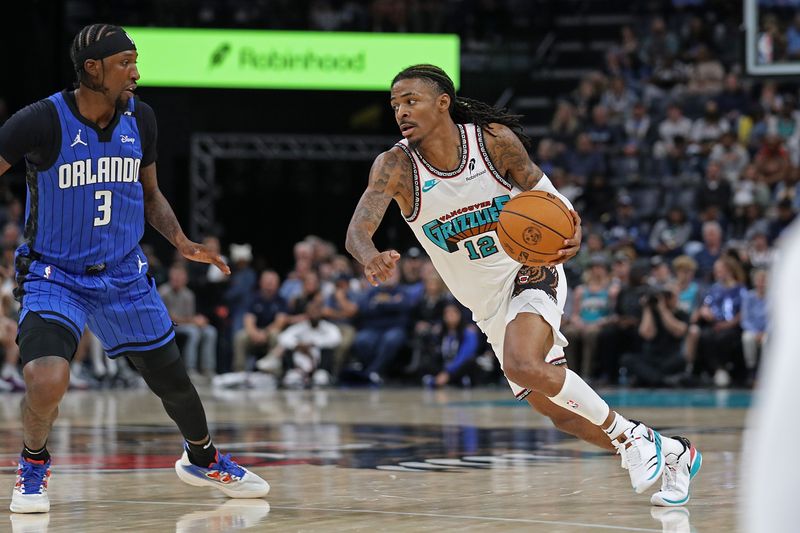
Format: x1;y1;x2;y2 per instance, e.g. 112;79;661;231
483;123;582;264
481;123;544;191
345;148;413;286
140;163;230;274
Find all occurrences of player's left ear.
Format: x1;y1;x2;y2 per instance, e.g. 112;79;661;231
438;92;451;113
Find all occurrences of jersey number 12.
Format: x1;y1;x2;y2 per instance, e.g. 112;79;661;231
94;190;112;226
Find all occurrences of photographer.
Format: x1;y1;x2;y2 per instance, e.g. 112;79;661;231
619;284;689;387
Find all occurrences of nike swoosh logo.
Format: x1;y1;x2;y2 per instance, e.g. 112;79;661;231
422;180;439;192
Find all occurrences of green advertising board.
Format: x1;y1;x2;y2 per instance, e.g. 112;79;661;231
125;27;460;91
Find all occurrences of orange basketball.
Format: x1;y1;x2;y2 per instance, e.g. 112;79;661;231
496;191;574;265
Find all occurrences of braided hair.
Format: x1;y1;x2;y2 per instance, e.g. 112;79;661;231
392;64;531;148
69;23;123;89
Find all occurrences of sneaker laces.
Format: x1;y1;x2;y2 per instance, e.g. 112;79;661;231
623;438;644;469
211;453;246;480
17;460;48;494
661;465;678;492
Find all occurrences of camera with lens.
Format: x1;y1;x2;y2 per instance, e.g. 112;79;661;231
643;285;671;308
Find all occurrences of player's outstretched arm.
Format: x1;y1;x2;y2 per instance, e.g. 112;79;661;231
483;123;582;265
0;157;10;178
140;162;230;275
345;149;410;286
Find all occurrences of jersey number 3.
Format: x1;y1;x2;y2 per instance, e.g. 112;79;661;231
94;190;112;226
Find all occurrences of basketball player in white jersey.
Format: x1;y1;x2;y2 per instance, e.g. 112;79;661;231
742;221;799;532
346;65;701;504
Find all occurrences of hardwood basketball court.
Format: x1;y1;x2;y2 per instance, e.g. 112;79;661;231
0;386;744;532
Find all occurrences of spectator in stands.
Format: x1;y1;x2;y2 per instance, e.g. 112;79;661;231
648;255;673;287
672;255;701;314
696;161;733;217
596;259;648;384
224;243;257;334
786;13;800;60
550;100;581;146
602;77;638;125
604;194;648;253
287;270;322;323
562;254;614;378
535;138;563;176
273;297;342;388
690;100;729;156
585;104;621;151
755;133;791;187
160;263;219;379
745;228;776;270
649;206;692;258
769;198;797;242
710;131;750;184
232;269;288;372
407;269;451;376
574;231;610;273
691;220;724;283
321;273;359;377
716;73;751;120
686;44;724;96
620;283;688;387
639;16;679;65
645;55;689;108
741;268;768;385
685;256;747;387
774;166;800;211
654;103;693;160
567;133;606;181
399;247;425;302
623;102;652;151
351;267;415;385
422;303;481;388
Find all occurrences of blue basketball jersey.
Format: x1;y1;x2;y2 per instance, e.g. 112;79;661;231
19;91;145;273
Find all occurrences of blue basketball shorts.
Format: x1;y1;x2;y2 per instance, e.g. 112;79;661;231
15;246;175;358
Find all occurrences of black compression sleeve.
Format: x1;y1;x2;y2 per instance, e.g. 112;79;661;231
136;99;158;167
0;100;59;169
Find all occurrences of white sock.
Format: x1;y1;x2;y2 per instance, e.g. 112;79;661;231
548;368;611;426
1;363;14;378
603;412;635;441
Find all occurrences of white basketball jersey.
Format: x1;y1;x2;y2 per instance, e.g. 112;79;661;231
398;123;568;322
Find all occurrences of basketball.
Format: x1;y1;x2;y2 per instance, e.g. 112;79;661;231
496;191;574;265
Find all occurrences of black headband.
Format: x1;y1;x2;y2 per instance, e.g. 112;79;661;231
75;30;136;67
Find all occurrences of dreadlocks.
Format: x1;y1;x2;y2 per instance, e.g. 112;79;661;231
69;23;124;90
392;64;531;149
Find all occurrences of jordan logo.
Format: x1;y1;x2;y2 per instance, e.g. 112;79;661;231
44;266;52;279
70;129;87;148
136;254;148;274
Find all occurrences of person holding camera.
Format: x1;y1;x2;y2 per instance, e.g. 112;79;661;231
619;284;689;387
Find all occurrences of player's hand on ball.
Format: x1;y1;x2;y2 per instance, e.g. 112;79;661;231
365;250;400;286
548;210;582;266
179;240;231;275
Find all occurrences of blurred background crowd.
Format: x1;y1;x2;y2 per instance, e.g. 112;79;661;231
0;0;793;393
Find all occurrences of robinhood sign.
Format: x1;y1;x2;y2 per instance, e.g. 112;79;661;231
126;27;460;91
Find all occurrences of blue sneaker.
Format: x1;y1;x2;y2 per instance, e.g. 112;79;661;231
10;457;51;513
175;449;270;498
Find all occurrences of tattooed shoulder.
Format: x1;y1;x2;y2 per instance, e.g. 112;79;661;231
371;147;414;209
483;123;543;190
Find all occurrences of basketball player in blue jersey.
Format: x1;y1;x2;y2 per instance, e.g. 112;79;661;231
0;24;268;513
346;65;701;506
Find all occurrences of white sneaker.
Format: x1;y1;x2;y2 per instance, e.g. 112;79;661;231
175;499;270;533
69;366;91;390
713;368;730;388
175;450;270;498
10;457;50;513
282;369;306;388
312;369;331;387
650;507;691;533
255;355;282;374
615;421;665;494
651;436;702;507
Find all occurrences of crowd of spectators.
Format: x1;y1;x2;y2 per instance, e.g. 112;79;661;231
0;4;794;393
